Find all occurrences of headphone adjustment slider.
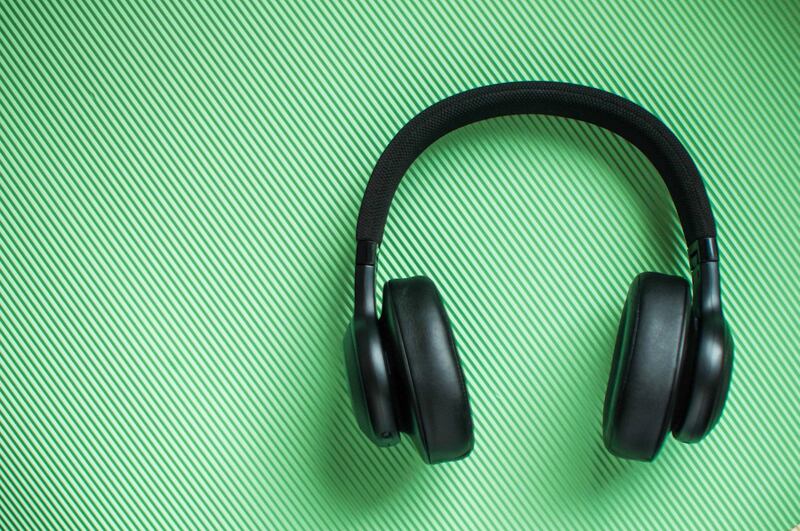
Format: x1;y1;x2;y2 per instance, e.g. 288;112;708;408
356;240;379;266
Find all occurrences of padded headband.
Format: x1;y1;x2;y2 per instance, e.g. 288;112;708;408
356;82;716;247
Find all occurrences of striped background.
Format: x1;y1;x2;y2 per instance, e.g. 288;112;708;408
1;1;799;528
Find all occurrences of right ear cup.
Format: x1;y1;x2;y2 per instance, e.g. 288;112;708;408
603;273;692;461
380;277;474;464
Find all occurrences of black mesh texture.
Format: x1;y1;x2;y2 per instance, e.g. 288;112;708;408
356;82;716;245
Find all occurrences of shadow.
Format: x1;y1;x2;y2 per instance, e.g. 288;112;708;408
493;118;684;507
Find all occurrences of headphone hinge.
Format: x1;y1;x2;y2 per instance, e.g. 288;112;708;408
688;237;719;271
354;263;377;318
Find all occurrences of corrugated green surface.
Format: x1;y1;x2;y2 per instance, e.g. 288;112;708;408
1;1;799;528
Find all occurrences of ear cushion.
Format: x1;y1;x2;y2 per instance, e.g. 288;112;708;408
380;277;474;464
603;273;691;461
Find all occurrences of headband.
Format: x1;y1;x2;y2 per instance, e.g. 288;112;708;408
356;82;716;259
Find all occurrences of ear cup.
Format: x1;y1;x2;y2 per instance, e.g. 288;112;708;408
343;317;399;446
380;277;474;464
603;273;691;461
672;311;734;442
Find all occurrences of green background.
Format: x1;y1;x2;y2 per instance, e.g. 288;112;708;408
2;1;799;528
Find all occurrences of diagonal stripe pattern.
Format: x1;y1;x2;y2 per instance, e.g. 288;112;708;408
1;1;799;528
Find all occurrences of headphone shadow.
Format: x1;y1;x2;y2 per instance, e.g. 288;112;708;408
493;120;684;507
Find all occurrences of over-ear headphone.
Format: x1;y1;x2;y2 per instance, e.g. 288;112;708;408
343;82;733;463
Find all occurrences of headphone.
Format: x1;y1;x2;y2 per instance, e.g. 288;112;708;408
343;82;733;463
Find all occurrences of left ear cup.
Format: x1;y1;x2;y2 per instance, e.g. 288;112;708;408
380;277;474;464
343;316;399;446
603;273;692;461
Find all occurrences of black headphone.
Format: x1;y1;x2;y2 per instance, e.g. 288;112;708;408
344;82;733;463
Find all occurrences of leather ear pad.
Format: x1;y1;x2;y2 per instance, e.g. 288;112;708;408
380;277;474;464
603;273;691;461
